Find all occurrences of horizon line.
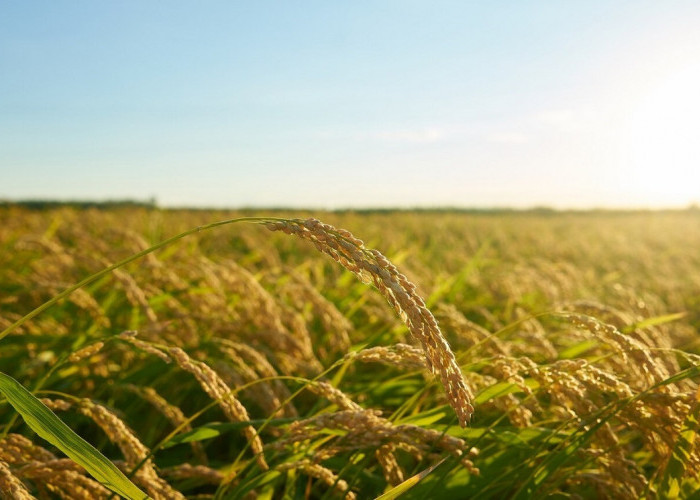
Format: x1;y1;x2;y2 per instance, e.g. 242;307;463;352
2;198;699;214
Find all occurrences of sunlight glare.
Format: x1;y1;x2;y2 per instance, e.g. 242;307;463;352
623;61;700;207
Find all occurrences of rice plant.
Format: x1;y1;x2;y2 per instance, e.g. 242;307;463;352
1;206;698;499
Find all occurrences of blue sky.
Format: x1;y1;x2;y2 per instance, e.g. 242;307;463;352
2;1;700;208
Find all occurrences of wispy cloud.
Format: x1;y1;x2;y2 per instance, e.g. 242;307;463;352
314;126;451;144
484;132;529;144
480;108;582;145
532;109;576;126
314;109;583;147
369;128;444;143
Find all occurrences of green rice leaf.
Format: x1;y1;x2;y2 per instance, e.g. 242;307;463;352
375;457;447;500
231;470;282;500
513;409;613;500
659;397;700;498
624;312;687;332
0;372;149;500
162;418;297;448
163;425;224;448
475;381;522;404
397;405;450;426
653;365;700;388
558;339;599;359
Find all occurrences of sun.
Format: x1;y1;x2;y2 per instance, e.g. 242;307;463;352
622;61;700;207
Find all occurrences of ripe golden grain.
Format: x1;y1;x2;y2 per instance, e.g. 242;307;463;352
44;398;185;500
168;347;269;471
266;218;474;426
17;461;110;500
276;459;356;500
160;464;223;484
118;330;172;363
273;408;479;475
67;341;104;364
0;433;56;464
375;443;404;485
0;460;34;500
215;338;298;417
567;313;669;384
349;343;426;369
123;384;208;464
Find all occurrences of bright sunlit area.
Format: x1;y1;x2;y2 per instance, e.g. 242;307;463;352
621;60;700;206
1;1;700;209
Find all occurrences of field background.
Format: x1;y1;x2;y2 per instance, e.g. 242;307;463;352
1;206;699;499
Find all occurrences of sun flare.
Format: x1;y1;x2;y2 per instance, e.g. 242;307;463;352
623;61;700;207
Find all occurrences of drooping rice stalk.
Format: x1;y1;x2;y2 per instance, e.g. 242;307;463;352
265;218;475;426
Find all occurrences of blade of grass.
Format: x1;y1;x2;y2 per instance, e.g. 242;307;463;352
659;391;700;498
623;312;687;333
161;417;297;448
0;372;149;500
374;457;447;500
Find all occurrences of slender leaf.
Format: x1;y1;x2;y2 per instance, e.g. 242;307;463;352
623;312;687;332
375;458;447;500
475;381;522;404
660;397;700;498
513;409;614;500
0;372;149;500
162;418;296;449
397;405;450;426
558;339;599;359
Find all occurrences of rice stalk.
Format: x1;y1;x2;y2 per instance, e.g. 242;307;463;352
276;459;356;499
167;347;269;471
265;218;474;426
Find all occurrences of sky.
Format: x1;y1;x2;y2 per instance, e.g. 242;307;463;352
2;1;700;209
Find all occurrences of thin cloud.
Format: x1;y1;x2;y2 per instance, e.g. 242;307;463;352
484;132;529;144
532;109;575;126
370;128;444;143
313;127;449;143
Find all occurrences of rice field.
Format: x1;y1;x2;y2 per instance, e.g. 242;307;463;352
1;206;699;499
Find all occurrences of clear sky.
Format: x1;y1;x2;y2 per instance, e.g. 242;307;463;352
2;1;700;209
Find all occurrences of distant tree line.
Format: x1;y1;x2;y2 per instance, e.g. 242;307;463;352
0;198;158;210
